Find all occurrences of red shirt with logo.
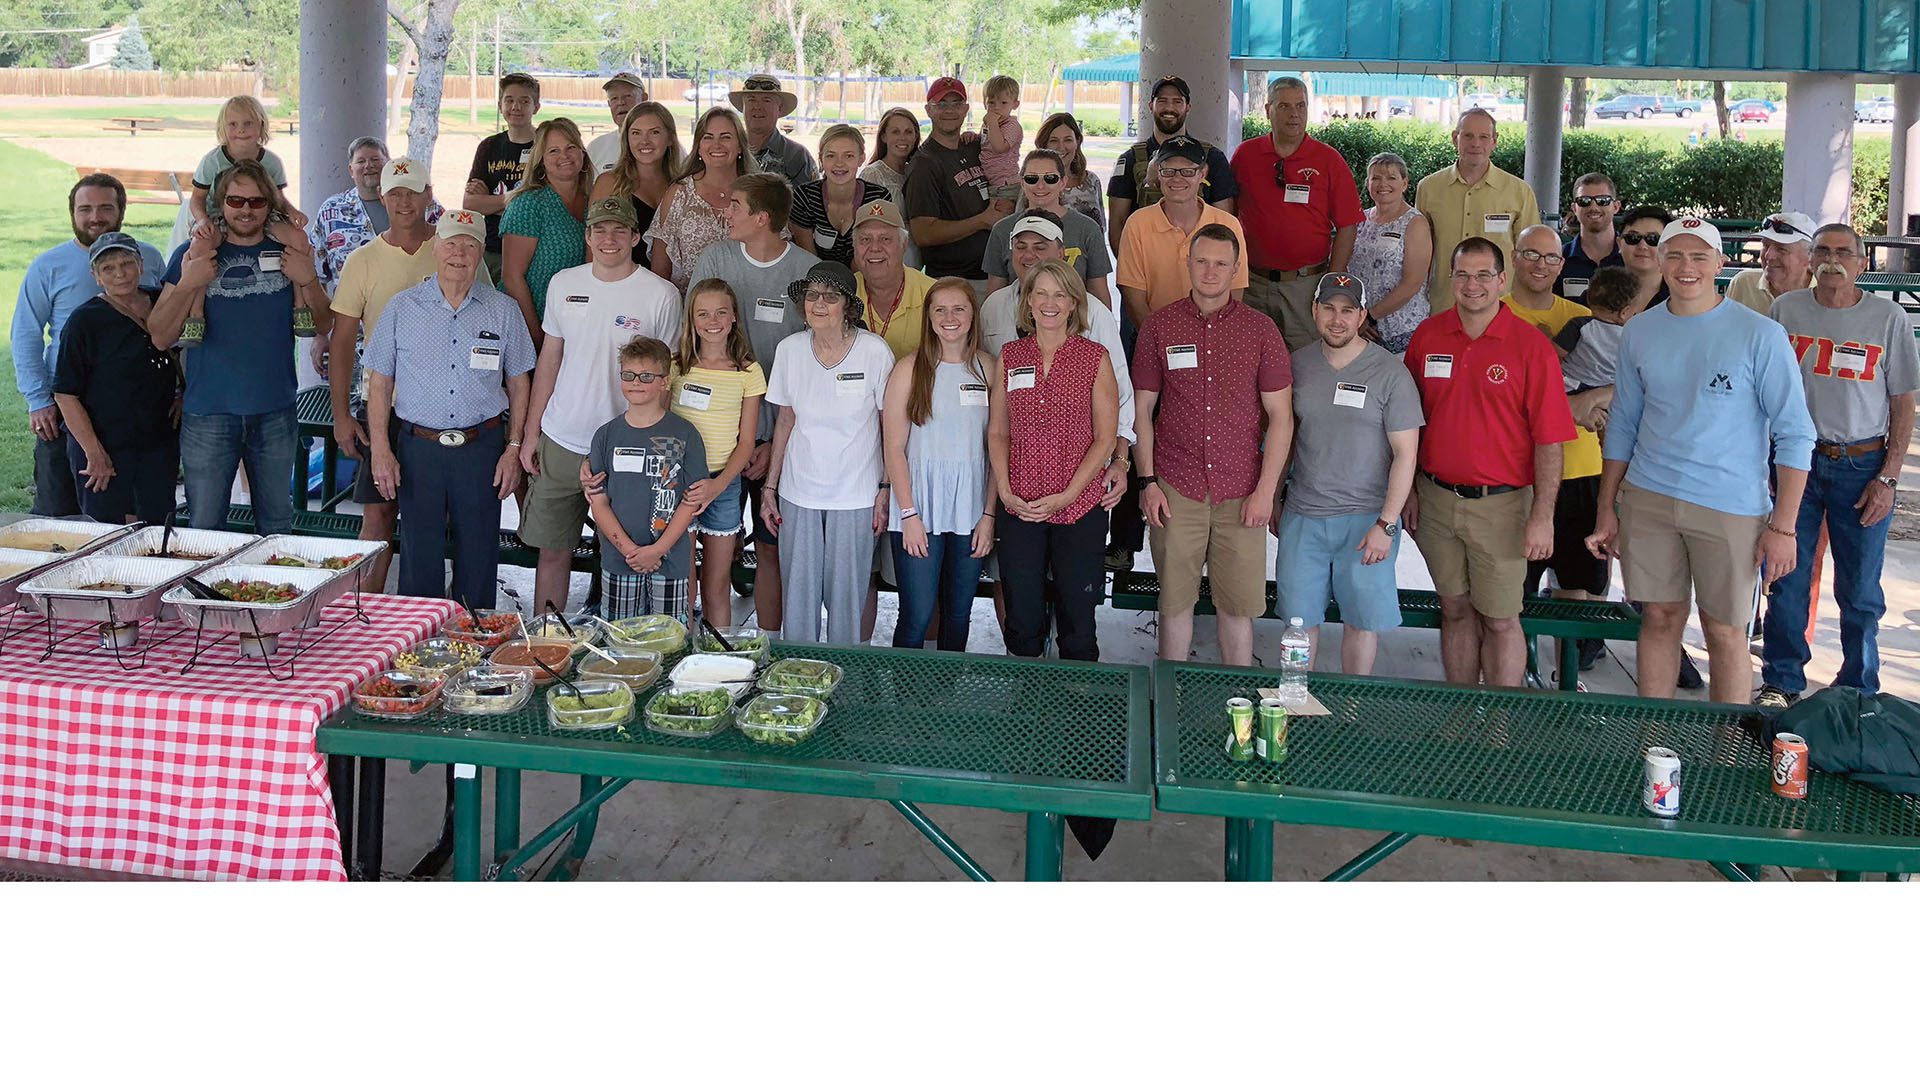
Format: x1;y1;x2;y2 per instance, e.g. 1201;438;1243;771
1132;298;1292;503
1403;305;1576;487
1228;134;1365;271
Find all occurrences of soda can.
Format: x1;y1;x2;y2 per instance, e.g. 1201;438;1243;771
1256;698;1289;763
1225;698;1255;762
292;307;317;338
1643;746;1681;817
1771;732;1809;799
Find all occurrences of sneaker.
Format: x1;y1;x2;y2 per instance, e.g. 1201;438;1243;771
1577;638;1606;672
1754;685;1799;709
1676;651;1705;690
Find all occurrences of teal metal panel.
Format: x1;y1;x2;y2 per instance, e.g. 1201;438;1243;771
1060;53;1139;83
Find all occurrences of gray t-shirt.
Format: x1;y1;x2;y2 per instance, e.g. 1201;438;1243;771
360;195;389;235
982;207;1113;284
753;129;819;186
1285;341;1425;517
690;241;820;377
1551;315;1624;392
1770;289;1920;444
588;411;707;579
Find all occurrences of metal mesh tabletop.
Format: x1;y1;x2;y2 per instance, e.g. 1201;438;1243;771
296;384;334;435
321;642;1152;819
1155;662;1920;872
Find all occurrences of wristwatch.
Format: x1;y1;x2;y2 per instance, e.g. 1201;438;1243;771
1376;518;1400;537
1875;475;1898;490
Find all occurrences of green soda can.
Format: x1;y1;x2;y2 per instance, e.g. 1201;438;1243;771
292;307;317;338
1225;697;1256;762
1256;698;1289;763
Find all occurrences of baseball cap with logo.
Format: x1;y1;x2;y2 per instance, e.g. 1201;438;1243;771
1313;271;1369;307
1758;211;1818;246
1658;216;1724;251
87;231;141;264
1152;135;1209;168
1150;75;1192;102
1008;212;1065;248
436;209;485;244
380;157;428;195
585;196;639;230
851;200;905;232
926;76;969;104
602;71;645;92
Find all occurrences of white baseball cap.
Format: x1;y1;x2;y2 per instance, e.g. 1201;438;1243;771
1008;214;1064;249
436;208;485;244
1758;211;1819;246
1658;216;1723;251
381;157;429;194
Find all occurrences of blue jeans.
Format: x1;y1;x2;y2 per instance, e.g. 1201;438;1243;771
889;530;984;650
1761;447;1892;694
179;407;298;536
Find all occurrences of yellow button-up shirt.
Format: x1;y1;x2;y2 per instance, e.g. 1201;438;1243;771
856;265;935;360
1415;163;1541;312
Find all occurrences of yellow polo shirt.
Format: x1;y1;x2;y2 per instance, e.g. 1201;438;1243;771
1115;201;1249;314
1724;267;1812;316
857;265;935;360
1415;163;1540;312
1503;293;1600;479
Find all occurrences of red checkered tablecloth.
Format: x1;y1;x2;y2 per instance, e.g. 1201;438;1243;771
0;593;455;881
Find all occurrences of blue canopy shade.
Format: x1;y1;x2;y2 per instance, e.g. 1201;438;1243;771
1061;53;1456;99
1062;54;1140;83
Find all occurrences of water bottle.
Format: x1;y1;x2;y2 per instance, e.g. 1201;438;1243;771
1279;617;1312;707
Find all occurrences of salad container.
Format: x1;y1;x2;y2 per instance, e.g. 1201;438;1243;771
353;669;444;718
545;678;636;732
444;608;524;650
522;611;600;652
643;686;736;737
577;647;663;693
757;657;844;698
599;614;688;654
441;665;534;715
736;693;829;746
693;623;770;666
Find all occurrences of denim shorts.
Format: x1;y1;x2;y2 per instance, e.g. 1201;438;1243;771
690;472;744;536
1274;509;1403;632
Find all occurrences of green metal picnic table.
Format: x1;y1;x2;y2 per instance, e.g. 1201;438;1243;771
1153;660;1920;881
317;642;1152;881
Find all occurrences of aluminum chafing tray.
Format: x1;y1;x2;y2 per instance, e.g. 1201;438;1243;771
0;519;135;557
161;564;341;636
93;526;263;565
0;548;71;609
18;555;208;624
225;534;387;574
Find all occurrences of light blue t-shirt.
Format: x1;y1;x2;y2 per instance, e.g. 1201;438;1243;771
1604;297;1816;517
9;238;165;411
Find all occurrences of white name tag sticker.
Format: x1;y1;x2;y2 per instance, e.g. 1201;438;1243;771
1166;344;1199;370
1284;183;1311;204
468;345;502;371
959;382;989;407
1483;213;1513;233
834;370;867;397
1333;382;1368;409
256;251;282;273
1424;354;1454;379
518;149;532;164
1834;344;1870;375
1382;231;1404;242
1564;277;1590;299
612;447;647;473
678;382;714;411
1007;366;1036;392
754;297;787;323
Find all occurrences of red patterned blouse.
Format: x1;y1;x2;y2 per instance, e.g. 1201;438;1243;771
1002;333;1112;525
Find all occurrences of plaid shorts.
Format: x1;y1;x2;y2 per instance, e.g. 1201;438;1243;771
601;570;690;623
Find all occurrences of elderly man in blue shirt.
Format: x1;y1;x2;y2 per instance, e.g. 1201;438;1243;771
1587;217;1816;704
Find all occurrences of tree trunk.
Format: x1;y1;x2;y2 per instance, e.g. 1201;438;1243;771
387;36;416;143
1712;80;1731;139
1568;76;1588;129
404;0;459;170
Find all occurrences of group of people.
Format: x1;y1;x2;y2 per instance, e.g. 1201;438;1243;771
12;70;1910;714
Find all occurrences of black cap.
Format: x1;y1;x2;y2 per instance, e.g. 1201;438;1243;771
1149;75;1191;102
1152;135;1209;167
786;261;865;323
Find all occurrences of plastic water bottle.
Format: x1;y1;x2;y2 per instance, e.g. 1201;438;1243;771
1279;617;1312;707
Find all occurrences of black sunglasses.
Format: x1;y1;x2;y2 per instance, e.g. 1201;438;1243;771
1763;218;1812;240
223;195;270;210
1572;195;1616;208
1619;231;1660;246
1022;173;1061;185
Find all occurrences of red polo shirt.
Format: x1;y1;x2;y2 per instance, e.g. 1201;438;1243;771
1403;305;1576;488
1229;134;1364;271
1132;297;1293;503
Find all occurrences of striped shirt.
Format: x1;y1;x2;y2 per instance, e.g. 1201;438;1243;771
788;179;893;267
362;276;537;428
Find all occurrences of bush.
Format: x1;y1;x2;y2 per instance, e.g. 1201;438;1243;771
1852;138;1891;235
1082;117;1121;138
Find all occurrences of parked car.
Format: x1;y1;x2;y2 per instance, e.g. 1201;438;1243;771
1660;97;1705;117
1733;99;1776;122
682;80;732;103
1462;92;1501;113
1594;94;1660;119
1385;97;1413;117
1857;97;1894;123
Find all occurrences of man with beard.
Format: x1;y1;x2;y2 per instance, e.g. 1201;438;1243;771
1105;75;1237;257
1555;172;1623;301
12;173;166;516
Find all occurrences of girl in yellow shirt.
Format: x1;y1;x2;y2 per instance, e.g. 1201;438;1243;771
670;278;767;621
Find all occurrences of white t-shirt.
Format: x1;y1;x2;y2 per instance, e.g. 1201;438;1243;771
978;285;1137;442
587;130;622;176
538;263;684;454
765;328;894;510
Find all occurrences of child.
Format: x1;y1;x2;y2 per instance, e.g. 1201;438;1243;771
1552;265;1645;434
978;75;1025;200
178;95;304;346
584;336;708;623
670;279;766;623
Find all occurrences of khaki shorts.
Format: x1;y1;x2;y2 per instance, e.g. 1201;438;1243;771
1147;483;1269;617
1617;481;1765;627
1413;474;1531;619
516;433;592;552
1243;271;1319;353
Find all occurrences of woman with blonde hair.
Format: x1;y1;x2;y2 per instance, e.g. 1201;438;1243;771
790;124;892;267
589;101;682;263
646;106;758;290
500;117;590;344
669;278;766;622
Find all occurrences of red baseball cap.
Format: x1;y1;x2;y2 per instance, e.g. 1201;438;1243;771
926;76;968;104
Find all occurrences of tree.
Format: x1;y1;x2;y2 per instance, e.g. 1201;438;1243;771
1567;76;1587;129
141;0;299;93
388;0;461;170
1712;80;1731;139
109;15;156;71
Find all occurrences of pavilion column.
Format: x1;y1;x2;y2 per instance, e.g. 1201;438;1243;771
1783;73;1855;225
1139;0;1234;146
1891;76;1920;267
298;0;388;221
1523;68;1566;225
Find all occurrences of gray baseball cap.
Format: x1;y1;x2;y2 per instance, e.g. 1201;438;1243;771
87;231;141;264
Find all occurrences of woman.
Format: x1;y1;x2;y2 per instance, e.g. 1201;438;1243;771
1349;151;1431;353
1618;205;1675;311
790;124;891;267
501;117;590;345
988;258;1118;662
882;278;996;651
647;106;756;292
1032;112;1105;234
983;149;1112;307
670;279;765;623
52;233;181;525
589;101;681;264
760;262;896;644
860;107;921;208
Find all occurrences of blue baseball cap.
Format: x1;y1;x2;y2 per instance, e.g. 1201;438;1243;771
87;231;141;264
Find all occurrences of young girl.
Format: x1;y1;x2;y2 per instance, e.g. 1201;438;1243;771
178;95;304;345
670;279;766;623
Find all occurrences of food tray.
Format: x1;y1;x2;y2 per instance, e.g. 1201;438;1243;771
599;614;689;654
757;657;844;698
577;648;663;693
444;608;525;650
523;611;600;651
160;565;339;635
353;669;444;719
736;693;830;746
0;518;134;557
0;548;70;609
545;679;636;732
92;526;261;564
19;555;209;623
668;653;759;701
643;687;736;738
488;640;577;685
441;665;534;715
226;534;388;574
692;624;771;666
393;636;485;678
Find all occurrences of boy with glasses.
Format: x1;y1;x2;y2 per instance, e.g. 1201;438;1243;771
1557;172;1622;301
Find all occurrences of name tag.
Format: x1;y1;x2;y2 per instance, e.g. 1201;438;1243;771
812;228;838;251
257;251;282;273
518;149;532;164
754;297;787;323
1424;354;1454;379
564;295;590;305
1007;366;1036;392
612;447;647;474
834;370;867;397
1382;231;1403;242
1166;344;1199;371
1834;344;1870;375
678;382;714;410
469;345;501;371
959;382;989;407
1284;184;1311;205
1333;382;1368;409
1563;277;1590;299
1483;213;1513;234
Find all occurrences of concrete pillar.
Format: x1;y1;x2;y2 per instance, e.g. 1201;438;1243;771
1063;81;1075;113
1139;0;1234;146
1523;68;1566;224
1891;76;1920;263
1783;73;1856;226
1120;81;1135;139
298;0;388;221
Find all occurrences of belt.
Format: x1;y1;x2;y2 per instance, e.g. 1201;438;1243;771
405;414;504;448
1421;470;1522;499
1251;261;1329;282
1814;436;1887;459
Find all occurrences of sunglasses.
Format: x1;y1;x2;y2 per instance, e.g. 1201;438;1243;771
1763;218;1813;240
619;370;666;384
1572;195;1616;208
1022;173;1062;186
223;195;271;210
1620;231;1661;246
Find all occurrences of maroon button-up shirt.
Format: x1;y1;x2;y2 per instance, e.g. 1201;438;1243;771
1132;297;1293;503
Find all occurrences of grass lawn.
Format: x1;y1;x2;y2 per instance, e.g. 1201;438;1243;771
0;139;177;512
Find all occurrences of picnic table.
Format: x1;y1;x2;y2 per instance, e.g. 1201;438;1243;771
0;593;453;881
103;116;164;136
1153;660;1920;881
317;641;1152;881
294;384;343;511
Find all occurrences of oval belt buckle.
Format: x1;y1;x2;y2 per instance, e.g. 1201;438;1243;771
438;429;467;448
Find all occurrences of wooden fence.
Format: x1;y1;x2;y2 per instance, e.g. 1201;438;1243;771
0;68;260;98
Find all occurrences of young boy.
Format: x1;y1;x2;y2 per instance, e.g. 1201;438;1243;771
584;337;709;623
1552;265;1644;433
978;75;1025;199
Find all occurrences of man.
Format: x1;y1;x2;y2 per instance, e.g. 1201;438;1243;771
904;77;1013;291
12;173;165;517
309;137;393;294
730;73;817;185
1725;211;1818;315
364;210;535;608
851;201;934;360
1556;172;1623;300
587;72;646;176
1587;218;1815;703
1274;273;1423;676
1414;108;1540;312
1116;137;1249;329
519;197;683;614
151;162;332;537
1758;224;1919;706
1403;238;1575;687
1132;225;1293;666
464;72;541;279
690;173;821;632
1106;74;1238;256
1228;76;1364;351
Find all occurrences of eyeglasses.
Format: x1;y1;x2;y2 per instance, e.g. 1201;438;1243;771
1158;165;1202;179
803;289;844;304
223;195;270;210
619;370;665;383
1515;250;1565;265
1450;271;1502;285
1620;231;1661;246
928;99;967;111
1572;195;1616;208
1022;173;1061;186
1763;218;1812;240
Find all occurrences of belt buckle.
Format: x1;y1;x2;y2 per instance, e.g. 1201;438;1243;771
437;429;467;448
